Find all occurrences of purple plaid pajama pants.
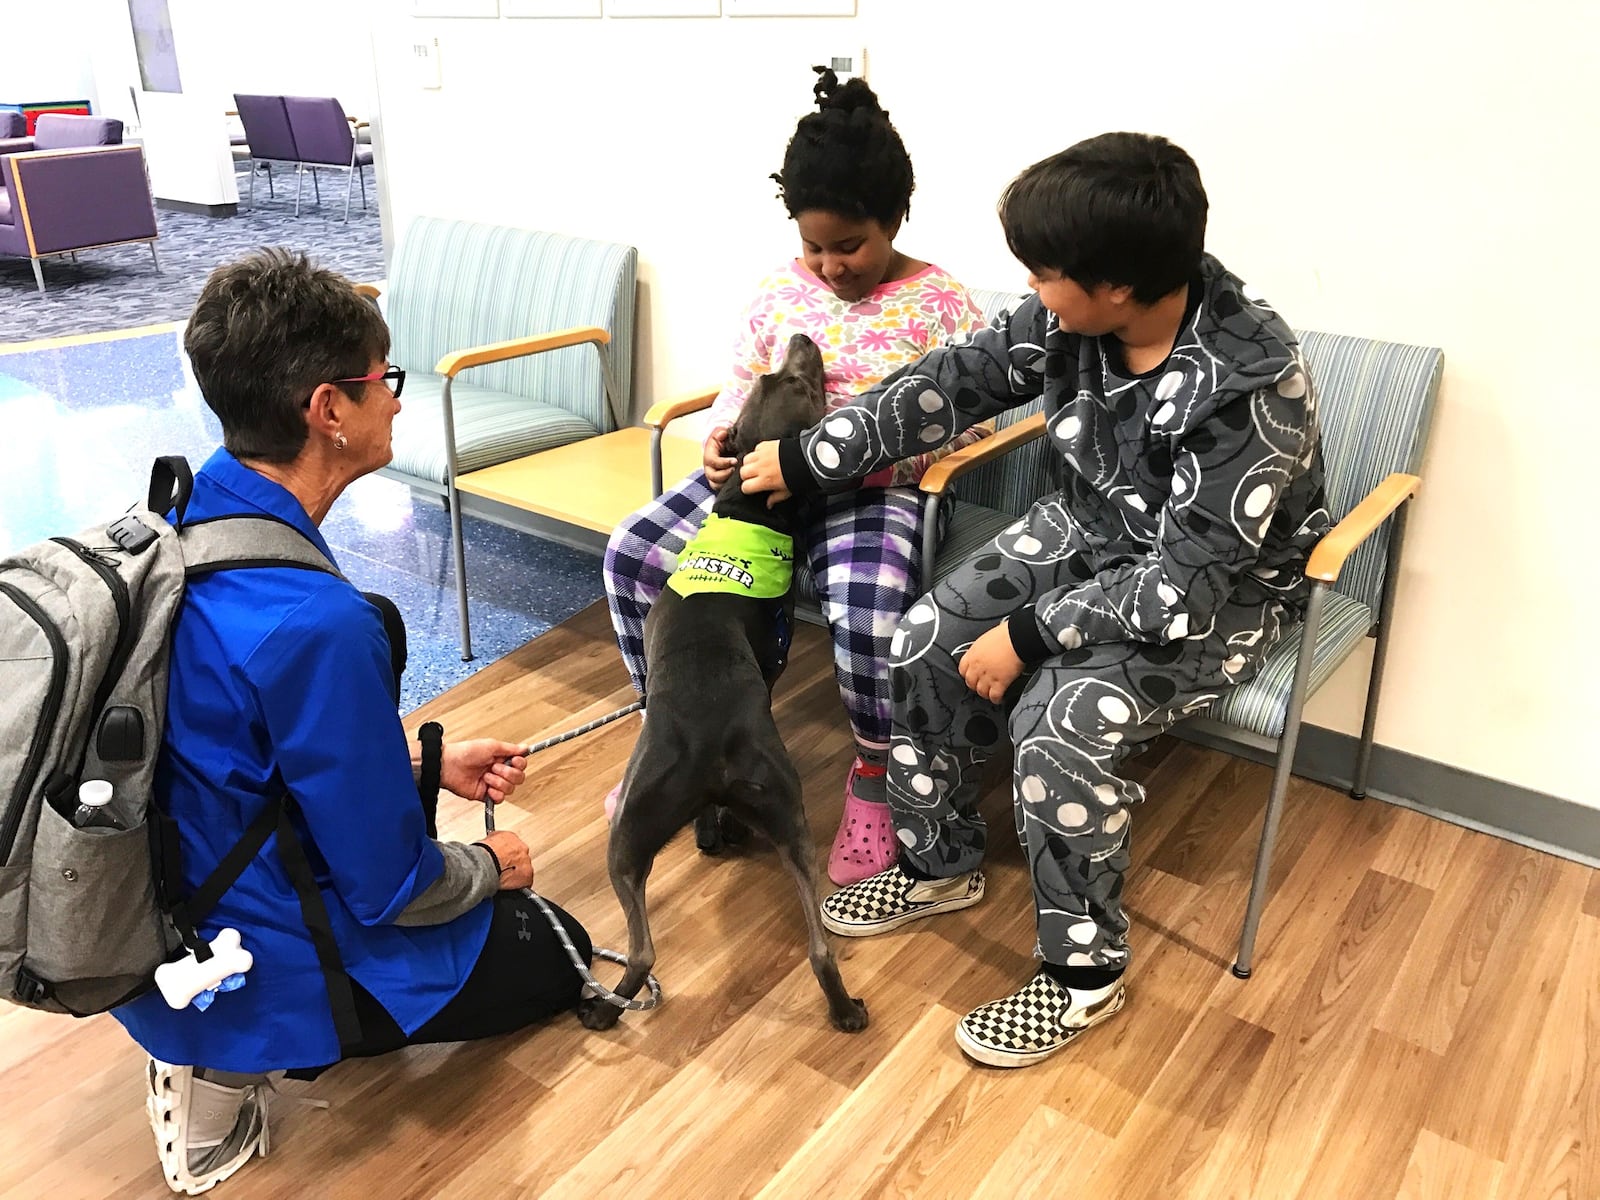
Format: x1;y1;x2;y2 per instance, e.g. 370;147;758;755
602;470;928;745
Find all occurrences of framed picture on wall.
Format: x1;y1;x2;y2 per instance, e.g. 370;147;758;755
606;0;721;15
410;0;499;15
725;0;855;14
504;0;601;13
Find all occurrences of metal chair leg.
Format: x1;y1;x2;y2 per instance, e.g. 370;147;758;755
248;157;256;208
1351;502;1411;799
358;164;367;209
1233;581;1330;979
294;165;304;216
149;243;161;275
30;258;45;294
343;166;354;222
311;167;321;204
440;375;473;661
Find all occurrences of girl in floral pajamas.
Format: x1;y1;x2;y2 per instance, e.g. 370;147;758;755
603;70;988;885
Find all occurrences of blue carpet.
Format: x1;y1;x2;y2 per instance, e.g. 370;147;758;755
0;166;385;344
1;326;608;713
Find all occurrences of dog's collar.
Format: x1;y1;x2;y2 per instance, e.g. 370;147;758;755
666;513;795;600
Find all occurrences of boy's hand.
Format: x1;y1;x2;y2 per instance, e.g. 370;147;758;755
959;622;1026;704
441;739;528;803
703;425;737;488
739;440;791;507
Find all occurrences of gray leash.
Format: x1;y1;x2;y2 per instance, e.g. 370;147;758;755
484;700;661;1013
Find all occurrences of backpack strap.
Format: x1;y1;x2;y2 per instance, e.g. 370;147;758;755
180;515;344;581
148;457;195;528
165;793;363;1055
157;516;360;1051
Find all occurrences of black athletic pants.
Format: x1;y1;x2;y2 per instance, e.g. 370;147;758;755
318;597;594;1062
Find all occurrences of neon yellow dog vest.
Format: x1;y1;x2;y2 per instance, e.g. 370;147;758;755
666;513;795;600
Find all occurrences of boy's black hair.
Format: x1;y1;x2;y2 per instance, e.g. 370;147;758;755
771;67;914;228
184;248;390;463
999;132;1208;306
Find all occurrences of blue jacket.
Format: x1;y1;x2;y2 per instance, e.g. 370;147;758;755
115;450;491;1072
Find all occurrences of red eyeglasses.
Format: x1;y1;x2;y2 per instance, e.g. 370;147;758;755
330;366;406;398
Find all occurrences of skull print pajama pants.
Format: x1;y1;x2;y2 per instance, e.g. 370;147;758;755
886;494;1287;970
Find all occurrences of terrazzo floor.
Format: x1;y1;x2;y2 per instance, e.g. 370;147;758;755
3;325;607;713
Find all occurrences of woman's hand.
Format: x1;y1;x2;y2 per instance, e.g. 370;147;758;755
441;739;527;803
959;622;1026;704
739;440;791;506
703;425;737;488
479;830;534;891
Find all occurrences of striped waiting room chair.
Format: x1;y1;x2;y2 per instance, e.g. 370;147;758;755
915;312;1444;979
648;288;1443;978
366;217;637;660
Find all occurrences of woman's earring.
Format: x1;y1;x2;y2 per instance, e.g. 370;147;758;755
334;433;348;451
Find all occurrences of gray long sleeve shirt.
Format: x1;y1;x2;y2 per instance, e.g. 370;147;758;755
776;254;1331;660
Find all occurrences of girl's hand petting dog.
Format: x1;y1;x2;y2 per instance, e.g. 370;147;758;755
959;623;1026;704
704;425;738;488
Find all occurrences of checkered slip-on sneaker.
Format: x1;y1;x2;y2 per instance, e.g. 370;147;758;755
820;864;984;937
955;970;1126;1068
146;1059;271;1195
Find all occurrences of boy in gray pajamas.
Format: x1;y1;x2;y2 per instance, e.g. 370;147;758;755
740;132;1329;1068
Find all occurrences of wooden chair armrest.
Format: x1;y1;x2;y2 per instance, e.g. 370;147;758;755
353;282;382;300
1306;472;1421;582
434;326;610;379
643;388;719;430
351;120;370;130
917;413;1048;497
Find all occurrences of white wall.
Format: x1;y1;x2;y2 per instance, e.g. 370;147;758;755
2;0;101;111
370;0;1598;808
62;0;377;132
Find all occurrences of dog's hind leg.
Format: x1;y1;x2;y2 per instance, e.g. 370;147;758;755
578;841;658;1032
735;775;868;1033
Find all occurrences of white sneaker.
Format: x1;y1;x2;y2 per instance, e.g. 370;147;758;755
820;864;985;937
145;1059;271;1195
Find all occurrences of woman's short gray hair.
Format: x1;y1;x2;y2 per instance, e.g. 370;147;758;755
184;249;391;463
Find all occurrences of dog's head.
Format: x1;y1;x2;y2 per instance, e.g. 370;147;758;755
724;333;827;459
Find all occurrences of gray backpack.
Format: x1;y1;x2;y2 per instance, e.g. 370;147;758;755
0;458;344;1017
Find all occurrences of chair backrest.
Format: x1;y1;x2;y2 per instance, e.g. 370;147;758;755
0;113;24;139
232;94;298;162
31;115;123;150
1296;330;1442;611
282;96;354;167
386;217;638;434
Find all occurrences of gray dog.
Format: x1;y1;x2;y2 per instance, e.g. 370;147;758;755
580;333;868;1034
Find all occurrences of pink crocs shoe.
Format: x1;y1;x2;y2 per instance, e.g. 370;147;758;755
827;759;898;886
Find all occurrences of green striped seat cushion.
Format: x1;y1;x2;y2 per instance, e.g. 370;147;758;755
389;373;600;483
1207;590;1375;739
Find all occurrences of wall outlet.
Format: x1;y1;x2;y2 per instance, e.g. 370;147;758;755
818;49;865;84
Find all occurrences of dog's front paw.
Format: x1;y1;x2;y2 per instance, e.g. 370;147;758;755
578;996;623;1031
831;997;869;1033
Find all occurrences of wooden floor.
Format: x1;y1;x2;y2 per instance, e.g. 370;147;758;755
4;602;1596;1199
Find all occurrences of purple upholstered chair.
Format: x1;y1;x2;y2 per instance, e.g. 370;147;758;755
282;95;373;221
232;94;300;209
0;144;159;293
